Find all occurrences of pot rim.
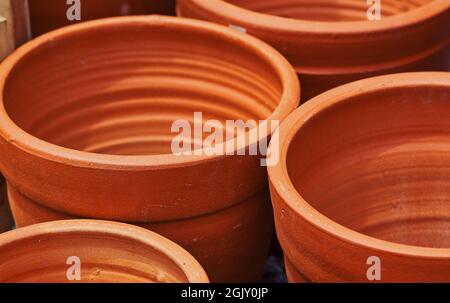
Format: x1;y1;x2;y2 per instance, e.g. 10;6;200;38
268;71;450;258
0;219;210;282
0;15;300;170
181;0;450;36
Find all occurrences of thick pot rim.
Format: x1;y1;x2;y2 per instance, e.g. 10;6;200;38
268;71;450;259
0;219;210;282
181;0;450;36
0;15;300;170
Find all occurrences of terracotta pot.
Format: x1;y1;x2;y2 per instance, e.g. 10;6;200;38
0;16;300;282
0;220;209;282
269;72;450;282
29;0;177;37
0;176;13;233
178;0;450;101
9;187;274;282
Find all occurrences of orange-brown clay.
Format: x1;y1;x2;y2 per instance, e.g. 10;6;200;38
0;220;209;282
178;0;450;100
269;72;450;282
29;0;176;36
9;187;274;282
0;16;300;282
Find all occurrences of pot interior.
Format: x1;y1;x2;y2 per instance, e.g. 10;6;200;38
3;19;282;156
287;84;450;248
226;0;434;22
0;229;192;282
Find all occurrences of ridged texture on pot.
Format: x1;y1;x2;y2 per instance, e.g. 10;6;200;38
178;0;450;100
269;72;450;282
0;220;209;282
0;16;299;282
0;176;13;233
29;0;177;36
9;187;273;283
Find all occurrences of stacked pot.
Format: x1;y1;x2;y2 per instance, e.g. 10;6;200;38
178;0;450;100
269;72;450;282
0;16;299;282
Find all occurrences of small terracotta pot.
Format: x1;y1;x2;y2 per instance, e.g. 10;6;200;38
0;220;209;282
0;16;299;282
0;175;13;233
178;0;450;101
269;72;450;282
29;0;177;37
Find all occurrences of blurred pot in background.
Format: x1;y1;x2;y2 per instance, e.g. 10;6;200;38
29;0;176;36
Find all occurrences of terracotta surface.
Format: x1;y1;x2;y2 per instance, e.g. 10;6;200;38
0;176;13;233
0;16;300;282
29;0;176;36
9;187;274;283
0;220;209;282
269;72;450;282
178;0;450;101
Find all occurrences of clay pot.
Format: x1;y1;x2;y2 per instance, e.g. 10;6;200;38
29;0;176;37
178;0;450;101
0;175;13;233
0;16;300;282
9;187;274;282
0;220;209;282
269;72;450;282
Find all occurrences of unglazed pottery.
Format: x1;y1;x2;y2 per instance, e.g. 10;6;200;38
9;187;274;282
0;176;13;233
29;0;176;36
269;72;450;282
0;16;300;282
178;0;450;100
0;220;209;282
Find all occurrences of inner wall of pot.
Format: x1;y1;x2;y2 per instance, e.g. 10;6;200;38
287;85;450;248
3;21;282;156
226;0;434;21
0;232;190;282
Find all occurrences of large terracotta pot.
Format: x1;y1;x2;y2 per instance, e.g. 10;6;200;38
0;16;300;282
269;72;450;282
29;0;177;37
0;176;13;233
178;0;450;101
0;220;209;282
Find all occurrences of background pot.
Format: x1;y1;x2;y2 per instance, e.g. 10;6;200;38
178;0;450;101
0;175;13;233
0;16;299;282
29;0;176;37
269;72;450;282
0;220;209;282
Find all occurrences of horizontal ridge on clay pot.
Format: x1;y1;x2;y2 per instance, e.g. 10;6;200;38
0;220;209;282
269;72;450;282
178;0;450;101
0;175;13;233
0;16;300;282
29;0;177;37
